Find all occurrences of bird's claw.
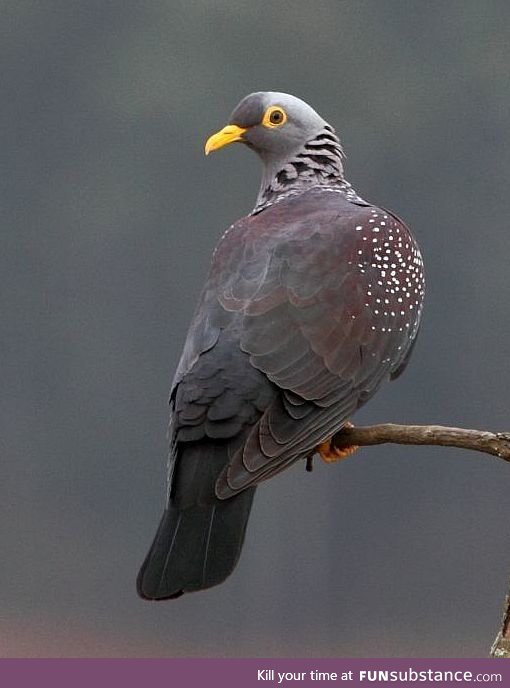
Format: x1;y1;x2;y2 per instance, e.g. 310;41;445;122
317;422;359;463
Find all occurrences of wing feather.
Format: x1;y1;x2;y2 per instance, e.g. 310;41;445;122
172;190;424;499
210;191;423;496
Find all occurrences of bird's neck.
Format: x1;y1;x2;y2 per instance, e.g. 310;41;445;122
252;125;360;214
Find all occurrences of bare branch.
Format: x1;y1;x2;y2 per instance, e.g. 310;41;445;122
491;581;510;658
328;421;510;659
331;423;510;462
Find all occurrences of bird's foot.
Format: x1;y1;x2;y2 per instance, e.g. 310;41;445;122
317;422;359;463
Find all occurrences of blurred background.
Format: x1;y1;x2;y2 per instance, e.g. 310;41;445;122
2;0;510;657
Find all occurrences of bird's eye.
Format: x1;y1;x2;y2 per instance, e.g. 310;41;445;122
263;106;288;128
270;109;284;124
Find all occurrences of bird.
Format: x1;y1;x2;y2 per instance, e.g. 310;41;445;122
137;92;425;600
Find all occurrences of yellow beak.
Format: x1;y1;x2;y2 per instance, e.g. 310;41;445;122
204;124;247;155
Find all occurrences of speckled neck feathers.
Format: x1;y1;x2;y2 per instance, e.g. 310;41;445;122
253;125;362;214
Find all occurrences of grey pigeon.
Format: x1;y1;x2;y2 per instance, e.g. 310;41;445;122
137;92;425;600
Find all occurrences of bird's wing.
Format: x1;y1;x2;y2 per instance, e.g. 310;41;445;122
212;190;424;496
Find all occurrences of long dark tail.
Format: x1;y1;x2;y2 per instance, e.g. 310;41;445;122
137;442;255;600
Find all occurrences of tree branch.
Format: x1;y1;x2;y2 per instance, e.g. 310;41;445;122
491;580;510;658
331;423;510;462
329;422;510;658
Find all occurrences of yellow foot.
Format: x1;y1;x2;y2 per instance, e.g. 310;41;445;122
317;422;359;463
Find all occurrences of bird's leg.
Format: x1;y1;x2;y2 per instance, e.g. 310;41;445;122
305;455;314;472
317;421;359;463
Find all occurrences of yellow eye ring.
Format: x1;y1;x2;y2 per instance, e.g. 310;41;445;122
262;106;287;128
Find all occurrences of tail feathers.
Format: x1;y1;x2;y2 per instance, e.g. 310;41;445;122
137;486;255;600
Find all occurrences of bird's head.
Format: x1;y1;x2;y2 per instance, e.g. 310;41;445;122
205;92;330;162
205;92;347;212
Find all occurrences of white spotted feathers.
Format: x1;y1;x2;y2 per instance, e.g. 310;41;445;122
349;208;425;365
